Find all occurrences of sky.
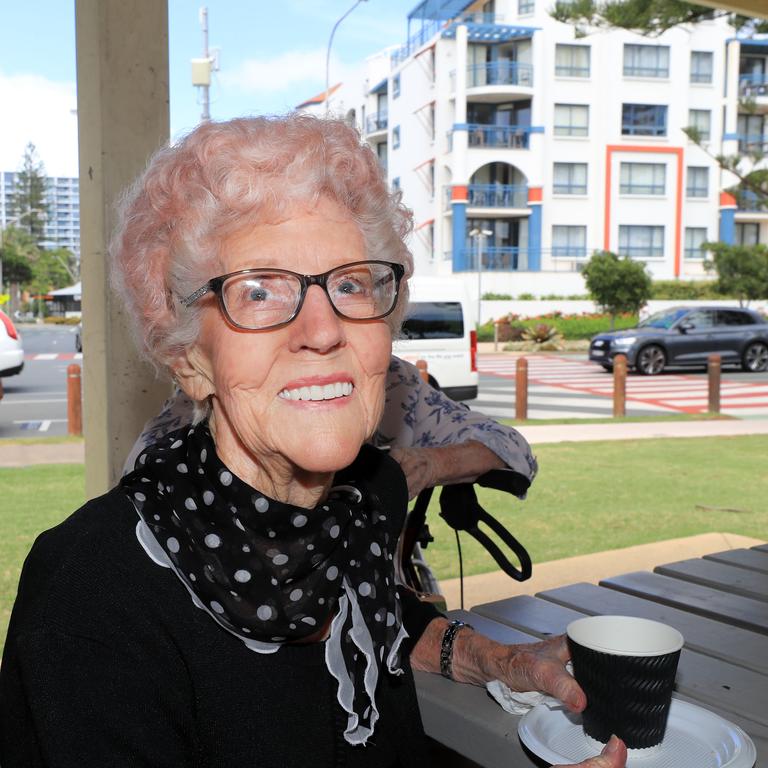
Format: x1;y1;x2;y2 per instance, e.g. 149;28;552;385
0;0;420;178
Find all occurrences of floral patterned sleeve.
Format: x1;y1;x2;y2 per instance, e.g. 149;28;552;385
371;357;537;496
125;357;538;494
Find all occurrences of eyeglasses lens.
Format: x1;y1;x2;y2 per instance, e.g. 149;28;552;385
221;262;397;330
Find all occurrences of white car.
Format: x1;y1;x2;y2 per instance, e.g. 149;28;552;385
0;309;24;377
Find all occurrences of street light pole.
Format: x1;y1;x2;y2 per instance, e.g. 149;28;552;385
469;227;492;328
325;0;368;116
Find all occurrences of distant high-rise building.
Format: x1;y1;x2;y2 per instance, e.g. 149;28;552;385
0;171;80;260
301;1;768;297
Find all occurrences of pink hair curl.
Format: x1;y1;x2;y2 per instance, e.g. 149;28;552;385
110;114;413;375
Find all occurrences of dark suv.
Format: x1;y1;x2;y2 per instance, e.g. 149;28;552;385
589;306;768;375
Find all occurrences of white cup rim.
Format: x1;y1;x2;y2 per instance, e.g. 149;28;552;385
567;615;684;657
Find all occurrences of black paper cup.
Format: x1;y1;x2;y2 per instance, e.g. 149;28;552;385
567;615;684;749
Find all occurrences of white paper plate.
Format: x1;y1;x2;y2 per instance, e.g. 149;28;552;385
517;698;756;768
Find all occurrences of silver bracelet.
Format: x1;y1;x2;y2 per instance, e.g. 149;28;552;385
440;619;473;680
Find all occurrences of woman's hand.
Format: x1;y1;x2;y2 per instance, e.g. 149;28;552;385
390;441;505;499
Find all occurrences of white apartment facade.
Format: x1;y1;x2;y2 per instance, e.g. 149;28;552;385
304;0;768;297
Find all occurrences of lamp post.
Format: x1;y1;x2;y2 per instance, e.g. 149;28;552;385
0;208;48;302
469;227;492;328
325;0;368;116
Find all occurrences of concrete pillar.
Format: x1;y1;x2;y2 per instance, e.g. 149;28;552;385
76;0;171;497
453;25;469;182
527;187;542;271
451;187;469;271
719;192;737;244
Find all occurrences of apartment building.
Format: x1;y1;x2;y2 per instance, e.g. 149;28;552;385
0;172;80;259
305;0;768;295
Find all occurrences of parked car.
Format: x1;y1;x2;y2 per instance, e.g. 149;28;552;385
75;321;82;353
0;308;24;377
588;306;768;375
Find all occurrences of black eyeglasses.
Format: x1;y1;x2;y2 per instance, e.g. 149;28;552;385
180;260;405;331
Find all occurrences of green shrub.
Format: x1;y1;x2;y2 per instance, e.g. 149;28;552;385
479;312;639;341
517;292;536;300
481;292;513;300
649;280;724;300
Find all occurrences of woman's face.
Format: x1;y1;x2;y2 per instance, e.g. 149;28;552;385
178;198;393;492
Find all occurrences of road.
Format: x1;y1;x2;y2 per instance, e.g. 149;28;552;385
3;328;768;440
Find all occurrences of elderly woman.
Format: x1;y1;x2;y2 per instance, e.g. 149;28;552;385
0;115;625;768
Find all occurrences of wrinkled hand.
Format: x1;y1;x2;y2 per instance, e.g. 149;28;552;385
389;447;438;499
555;735;627;768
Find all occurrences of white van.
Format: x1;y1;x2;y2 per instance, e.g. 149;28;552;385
393;276;478;401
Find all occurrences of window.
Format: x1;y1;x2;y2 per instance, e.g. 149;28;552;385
684;227;708;259
718;309;754;326
555;44;590;77
623;44;670;78
686;166;709;198
735;222;760;245
392;125;400;149
391;177;400;192
554;104;589;137
737;113;767;152
690;51;713;84
393;74;400;98
518;0;534;14
687;109;711;141
553;162;587;194
683;309;716;329
622;104;667;136
552;225;587;258
376;142;388;171
620;163;665;195
618;225;664;259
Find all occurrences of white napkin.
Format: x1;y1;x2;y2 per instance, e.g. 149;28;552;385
486;662;573;715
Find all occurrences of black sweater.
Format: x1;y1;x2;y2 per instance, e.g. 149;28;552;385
0;475;441;766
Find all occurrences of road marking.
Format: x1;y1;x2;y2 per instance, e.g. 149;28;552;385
13;419;66;431
24;353;83;361
1;398;67;405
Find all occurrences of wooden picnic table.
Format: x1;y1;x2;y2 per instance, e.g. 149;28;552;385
415;545;767;767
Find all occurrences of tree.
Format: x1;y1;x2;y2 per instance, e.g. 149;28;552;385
29;248;76;294
9;142;49;241
703;242;768;305
582;250;652;328
0;226;40;314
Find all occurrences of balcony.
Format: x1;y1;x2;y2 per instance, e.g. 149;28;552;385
469;183;528;208
739;72;768;97
452;246;530;271
738;190;768;213
737;134;768;153
366;112;388;135
454;124;530;149
465;61;533;89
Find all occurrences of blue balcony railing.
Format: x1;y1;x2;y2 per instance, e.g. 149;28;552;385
366;112;388;134
466;61;533;88
739;72;768;93
454;247;530;271
739;190;768;212
464;124;531;148
737;134;768;153
467;184;528;207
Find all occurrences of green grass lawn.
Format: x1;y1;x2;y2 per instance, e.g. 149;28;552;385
1;435;766;652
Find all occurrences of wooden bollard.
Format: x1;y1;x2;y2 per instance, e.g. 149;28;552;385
515;357;528;420
415;359;429;383
493;321;499;352
613;354;627;418
708;354;721;413
67;363;83;436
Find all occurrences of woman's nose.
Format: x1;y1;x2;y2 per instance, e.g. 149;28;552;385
289;284;346;352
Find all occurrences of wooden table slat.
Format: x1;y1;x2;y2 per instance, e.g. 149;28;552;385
532;582;768;675
600;571;768;634
705;548;768;575
472;595;768;727
654;557;768;603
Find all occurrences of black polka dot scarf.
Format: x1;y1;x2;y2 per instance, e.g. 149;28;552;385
122;422;407;745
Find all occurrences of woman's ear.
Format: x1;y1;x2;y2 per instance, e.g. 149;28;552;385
171;345;216;402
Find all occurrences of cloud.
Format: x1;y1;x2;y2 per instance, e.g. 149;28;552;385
0;72;79;178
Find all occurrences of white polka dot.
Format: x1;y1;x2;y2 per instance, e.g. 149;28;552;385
271;578;278;586
220;470;233;486
200;448;207;462
153;514;160;521
307;544;315;551
289;588;303;601
171;439;183;449
134;491;146;502
257;604;272;621
202;490;215;506
318;597;325;605
189;573;196;581
185;497;197;510
234;518;245;531
167;537;180;553
204;533;221;549
210;601;225;614
358;582;371;597
177;463;188;473
139;454;147;465
292;513;307;528
386;612;396;627
326;566;339;581
329;525;340;539
301;616;317;626
268;531;276;538
254;497;269;512
370;542;382;557
234;569;251;583
272;553;288;566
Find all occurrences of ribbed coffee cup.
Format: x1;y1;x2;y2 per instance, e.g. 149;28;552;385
567;615;684;749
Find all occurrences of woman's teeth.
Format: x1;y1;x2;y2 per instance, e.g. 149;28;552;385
278;382;354;402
